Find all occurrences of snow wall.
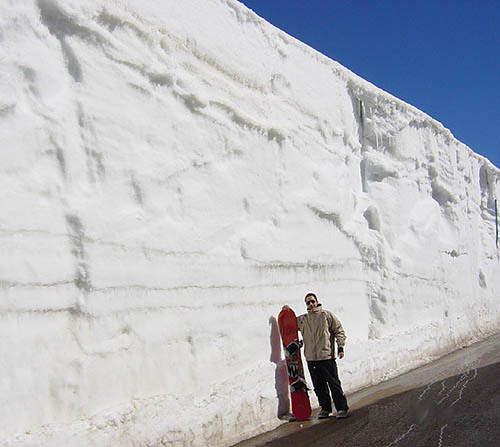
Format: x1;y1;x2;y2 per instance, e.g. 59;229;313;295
1;0;500;445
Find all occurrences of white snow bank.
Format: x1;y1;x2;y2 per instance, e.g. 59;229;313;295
1;0;499;445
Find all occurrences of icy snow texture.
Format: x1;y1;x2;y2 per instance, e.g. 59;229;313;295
1;0;499;445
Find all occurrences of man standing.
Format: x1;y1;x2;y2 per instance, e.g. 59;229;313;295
283;292;349;419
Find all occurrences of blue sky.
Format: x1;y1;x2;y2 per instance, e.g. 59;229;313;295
239;0;500;169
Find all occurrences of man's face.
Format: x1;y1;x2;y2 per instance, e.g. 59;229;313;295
305;295;318;310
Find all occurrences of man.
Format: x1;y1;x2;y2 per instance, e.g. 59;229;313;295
283;292;349;419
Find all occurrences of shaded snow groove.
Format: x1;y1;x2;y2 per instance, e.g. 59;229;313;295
96;8;149;42
77;104;106;184
0;103;16;117
1;0;498;445
4;278;359;293
65;214;92;293
0;280;73;289
0;228;204;258
1;300;278;317
37;0;107;82
92;278;360;294
47;138;67;180
210;101;285;145
308;205;383;270
37;0;105;43
240;251;361;271
102;53;285;145
2;302;266;314
92;9;289;145
0;307;78;316
104;53;174;89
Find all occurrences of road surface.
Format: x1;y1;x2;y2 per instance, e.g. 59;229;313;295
234;332;500;447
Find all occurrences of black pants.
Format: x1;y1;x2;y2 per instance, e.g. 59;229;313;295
307;359;348;412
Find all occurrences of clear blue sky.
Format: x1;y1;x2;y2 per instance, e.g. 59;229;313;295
239;0;500;169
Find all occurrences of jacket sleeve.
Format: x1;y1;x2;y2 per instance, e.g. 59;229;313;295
327;311;346;348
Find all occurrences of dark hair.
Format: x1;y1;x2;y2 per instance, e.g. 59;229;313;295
304;292;317;301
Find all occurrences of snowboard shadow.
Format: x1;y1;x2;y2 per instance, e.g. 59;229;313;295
269;316;290;419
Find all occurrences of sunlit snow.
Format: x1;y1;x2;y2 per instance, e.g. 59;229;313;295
1;0;499;446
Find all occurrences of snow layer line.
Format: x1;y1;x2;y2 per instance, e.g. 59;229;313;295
1;0;499;446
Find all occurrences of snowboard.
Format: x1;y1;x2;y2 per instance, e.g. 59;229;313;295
278;307;312;420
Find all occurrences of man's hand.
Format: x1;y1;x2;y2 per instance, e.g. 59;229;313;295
338;347;344;359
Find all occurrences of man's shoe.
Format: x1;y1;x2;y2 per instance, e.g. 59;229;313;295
336;410;348;419
318;410;330;419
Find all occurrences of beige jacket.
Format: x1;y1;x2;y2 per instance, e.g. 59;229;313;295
297;305;346;361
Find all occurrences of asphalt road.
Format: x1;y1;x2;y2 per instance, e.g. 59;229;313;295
235;332;500;447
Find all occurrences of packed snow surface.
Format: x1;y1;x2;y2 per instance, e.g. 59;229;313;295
1;0;499;446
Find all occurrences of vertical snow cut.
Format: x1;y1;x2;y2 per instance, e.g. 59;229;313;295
1;0;499;446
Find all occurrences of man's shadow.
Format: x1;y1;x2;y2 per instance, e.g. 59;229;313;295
269;316;290;419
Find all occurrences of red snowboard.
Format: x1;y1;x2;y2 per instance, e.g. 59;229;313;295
278;307;312;420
